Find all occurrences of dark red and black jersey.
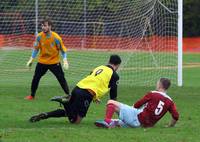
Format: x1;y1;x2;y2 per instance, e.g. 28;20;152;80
134;91;179;127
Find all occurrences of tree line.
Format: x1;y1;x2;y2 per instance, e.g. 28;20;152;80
0;0;199;37
183;0;200;37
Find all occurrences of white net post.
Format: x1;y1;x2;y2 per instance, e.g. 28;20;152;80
178;0;183;86
82;0;87;49
35;0;38;36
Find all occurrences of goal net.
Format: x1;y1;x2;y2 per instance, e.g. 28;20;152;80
0;0;180;87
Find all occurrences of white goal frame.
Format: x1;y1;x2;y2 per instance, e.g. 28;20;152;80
34;0;183;86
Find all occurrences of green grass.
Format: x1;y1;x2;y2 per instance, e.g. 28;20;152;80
0;50;178;86
0;52;200;142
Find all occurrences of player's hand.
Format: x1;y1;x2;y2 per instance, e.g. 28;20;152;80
26;57;34;68
164;122;175;128
94;98;101;104
63;59;69;70
164;124;170;128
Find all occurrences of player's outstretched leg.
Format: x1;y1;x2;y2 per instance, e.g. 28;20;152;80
29;112;48;122
50;95;70;105
29;109;67;123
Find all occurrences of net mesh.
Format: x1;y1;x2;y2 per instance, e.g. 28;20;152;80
0;0;178;86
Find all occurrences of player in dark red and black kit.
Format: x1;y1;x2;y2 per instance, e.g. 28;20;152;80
95;78;179;128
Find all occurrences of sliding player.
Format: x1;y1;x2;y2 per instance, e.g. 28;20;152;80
29;55;122;124
95;78;179;128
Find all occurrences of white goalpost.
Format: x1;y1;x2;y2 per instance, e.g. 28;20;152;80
178;0;183;86
0;0;182;86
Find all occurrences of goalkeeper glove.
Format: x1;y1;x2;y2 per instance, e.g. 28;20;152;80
63;58;69;70
26;57;34;67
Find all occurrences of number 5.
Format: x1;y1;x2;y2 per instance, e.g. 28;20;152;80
155;101;165;115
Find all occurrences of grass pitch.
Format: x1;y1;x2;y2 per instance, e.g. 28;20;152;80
0;52;200;142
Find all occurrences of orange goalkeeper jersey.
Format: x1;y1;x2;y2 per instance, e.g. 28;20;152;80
34;31;67;64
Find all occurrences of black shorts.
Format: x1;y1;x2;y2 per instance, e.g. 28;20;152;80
63;86;93;123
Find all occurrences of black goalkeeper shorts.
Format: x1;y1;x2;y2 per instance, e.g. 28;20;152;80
64;86;93;123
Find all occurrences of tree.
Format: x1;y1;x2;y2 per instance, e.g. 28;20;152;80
184;0;200;37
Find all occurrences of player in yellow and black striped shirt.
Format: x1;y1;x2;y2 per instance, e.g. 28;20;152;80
25;17;70;100
29;55;121;124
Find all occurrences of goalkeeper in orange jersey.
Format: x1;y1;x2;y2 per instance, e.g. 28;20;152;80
25;17;70;100
29;55;121;124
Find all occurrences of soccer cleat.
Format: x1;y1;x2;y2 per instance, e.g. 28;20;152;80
94;120;118;128
24;95;34;100
111;119;128;128
29;113;48;123
50;95;70;105
95;120;109;128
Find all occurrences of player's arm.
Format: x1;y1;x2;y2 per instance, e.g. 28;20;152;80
134;92;151;108
26;36;40;67
108;72;119;100
55;37;69;70
167;118;177;127
61;50;68;70
167;102;179;127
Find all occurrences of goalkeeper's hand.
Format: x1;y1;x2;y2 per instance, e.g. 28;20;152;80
26;57;34;68
63;58;69;70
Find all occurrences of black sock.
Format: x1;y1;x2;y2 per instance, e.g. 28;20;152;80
46;109;66;118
